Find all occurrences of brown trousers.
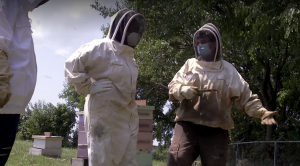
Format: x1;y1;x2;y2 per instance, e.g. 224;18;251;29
167;121;230;166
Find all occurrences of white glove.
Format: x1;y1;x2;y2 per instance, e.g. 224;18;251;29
89;79;112;95
180;86;197;99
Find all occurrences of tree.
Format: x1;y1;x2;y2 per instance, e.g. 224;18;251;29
18;104;33;134
58;83;85;147
90;0;300;145
19;100;76;147
59;82;85;111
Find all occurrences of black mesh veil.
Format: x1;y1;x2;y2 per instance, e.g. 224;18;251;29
107;9;146;47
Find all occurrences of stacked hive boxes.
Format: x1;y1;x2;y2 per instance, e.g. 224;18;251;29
72;100;154;166
77;112;88;159
70;112;88;166
136;100;154;166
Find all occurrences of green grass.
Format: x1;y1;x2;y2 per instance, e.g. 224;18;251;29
6;140;167;166
6;140;76;166
153;160;167;166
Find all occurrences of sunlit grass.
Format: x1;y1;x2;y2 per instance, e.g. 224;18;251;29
6;139;167;166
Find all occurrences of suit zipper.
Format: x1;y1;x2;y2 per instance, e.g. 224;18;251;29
124;57;133;128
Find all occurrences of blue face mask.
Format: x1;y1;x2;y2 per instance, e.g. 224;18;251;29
197;44;211;59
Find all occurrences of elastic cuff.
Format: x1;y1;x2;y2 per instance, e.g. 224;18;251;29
261;110;275;120
74;79;91;97
258;108;268;119
173;84;185;101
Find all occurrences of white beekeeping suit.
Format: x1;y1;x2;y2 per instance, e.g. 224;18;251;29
0;0;50;112
0;0;50;165
65;9;146;166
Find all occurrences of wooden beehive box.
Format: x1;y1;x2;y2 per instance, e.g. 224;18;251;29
29;135;63;157
77;111;88;159
136;102;154;154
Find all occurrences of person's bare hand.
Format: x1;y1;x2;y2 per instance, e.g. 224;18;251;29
261;111;277;125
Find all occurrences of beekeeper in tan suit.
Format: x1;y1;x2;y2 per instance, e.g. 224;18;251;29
167;23;277;166
65;9;146;166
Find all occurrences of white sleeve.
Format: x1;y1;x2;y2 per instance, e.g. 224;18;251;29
168;59;190;102
64;45;91;84
64;45;93;96
230;69;267;119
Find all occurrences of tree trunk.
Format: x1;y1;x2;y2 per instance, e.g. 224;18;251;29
265;101;276;141
266;126;272;141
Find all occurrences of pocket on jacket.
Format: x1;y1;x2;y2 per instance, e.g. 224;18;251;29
183;72;199;86
215;74;228;94
6;71;27;109
108;59;124;82
217;74;228;85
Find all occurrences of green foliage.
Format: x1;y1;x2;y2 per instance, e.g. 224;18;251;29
135;38;191;146
152;147;169;162
58;82;85;111
58;83;82;147
228;142;300;166
18;100;76;147
89;0;300;146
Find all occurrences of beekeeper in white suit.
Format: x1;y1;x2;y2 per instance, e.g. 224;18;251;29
65;9;146;166
0;0;50;165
